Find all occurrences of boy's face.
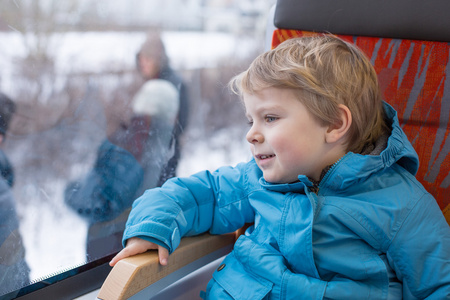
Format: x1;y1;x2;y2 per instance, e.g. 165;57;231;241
244;87;334;183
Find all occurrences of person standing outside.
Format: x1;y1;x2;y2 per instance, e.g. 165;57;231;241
136;31;190;186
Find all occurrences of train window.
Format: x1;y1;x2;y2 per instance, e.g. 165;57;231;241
0;0;275;298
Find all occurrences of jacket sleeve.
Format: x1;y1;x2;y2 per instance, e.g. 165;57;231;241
386;193;450;299
123;161;256;253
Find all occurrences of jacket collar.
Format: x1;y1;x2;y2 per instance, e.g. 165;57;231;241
259;177;312;193
318;102;419;191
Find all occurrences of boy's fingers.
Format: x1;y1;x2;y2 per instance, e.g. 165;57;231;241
158;245;169;265
110;246;137;266
109;238;170;267
110;250;126;267
109;241;148;267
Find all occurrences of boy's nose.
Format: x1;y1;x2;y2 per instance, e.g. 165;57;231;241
246;127;263;144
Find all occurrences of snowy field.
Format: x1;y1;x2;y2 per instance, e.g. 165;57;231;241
0;31;256;283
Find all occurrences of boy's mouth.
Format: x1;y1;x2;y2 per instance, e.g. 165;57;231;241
256;154;275;160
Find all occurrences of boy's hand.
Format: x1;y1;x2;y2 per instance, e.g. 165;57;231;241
109;237;169;267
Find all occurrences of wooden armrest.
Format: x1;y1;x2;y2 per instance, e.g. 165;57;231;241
97;233;236;300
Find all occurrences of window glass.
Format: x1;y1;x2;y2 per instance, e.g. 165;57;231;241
0;0;275;297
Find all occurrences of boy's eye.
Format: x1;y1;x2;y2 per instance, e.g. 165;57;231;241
247;120;254;126
265;116;277;123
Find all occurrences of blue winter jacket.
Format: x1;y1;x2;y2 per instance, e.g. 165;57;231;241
123;104;450;299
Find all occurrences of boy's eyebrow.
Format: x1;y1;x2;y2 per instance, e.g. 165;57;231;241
248;104;286;116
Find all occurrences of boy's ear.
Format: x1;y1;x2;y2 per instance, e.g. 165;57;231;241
325;104;352;144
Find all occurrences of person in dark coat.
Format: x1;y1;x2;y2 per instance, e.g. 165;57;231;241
0;93;30;297
136;31;190;185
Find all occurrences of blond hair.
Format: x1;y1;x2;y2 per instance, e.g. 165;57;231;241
230;35;389;153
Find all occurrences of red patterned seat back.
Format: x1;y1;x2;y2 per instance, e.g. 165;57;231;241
272;29;450;224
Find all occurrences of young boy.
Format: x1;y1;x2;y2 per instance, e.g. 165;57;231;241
111;36;450;299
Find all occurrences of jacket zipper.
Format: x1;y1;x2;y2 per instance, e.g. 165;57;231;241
315;156;345;195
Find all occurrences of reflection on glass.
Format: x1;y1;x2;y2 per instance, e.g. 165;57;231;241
0;0;273;297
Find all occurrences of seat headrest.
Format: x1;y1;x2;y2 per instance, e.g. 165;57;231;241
274;0;450;42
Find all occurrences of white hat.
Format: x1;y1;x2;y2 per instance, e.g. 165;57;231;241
132;79;179;122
